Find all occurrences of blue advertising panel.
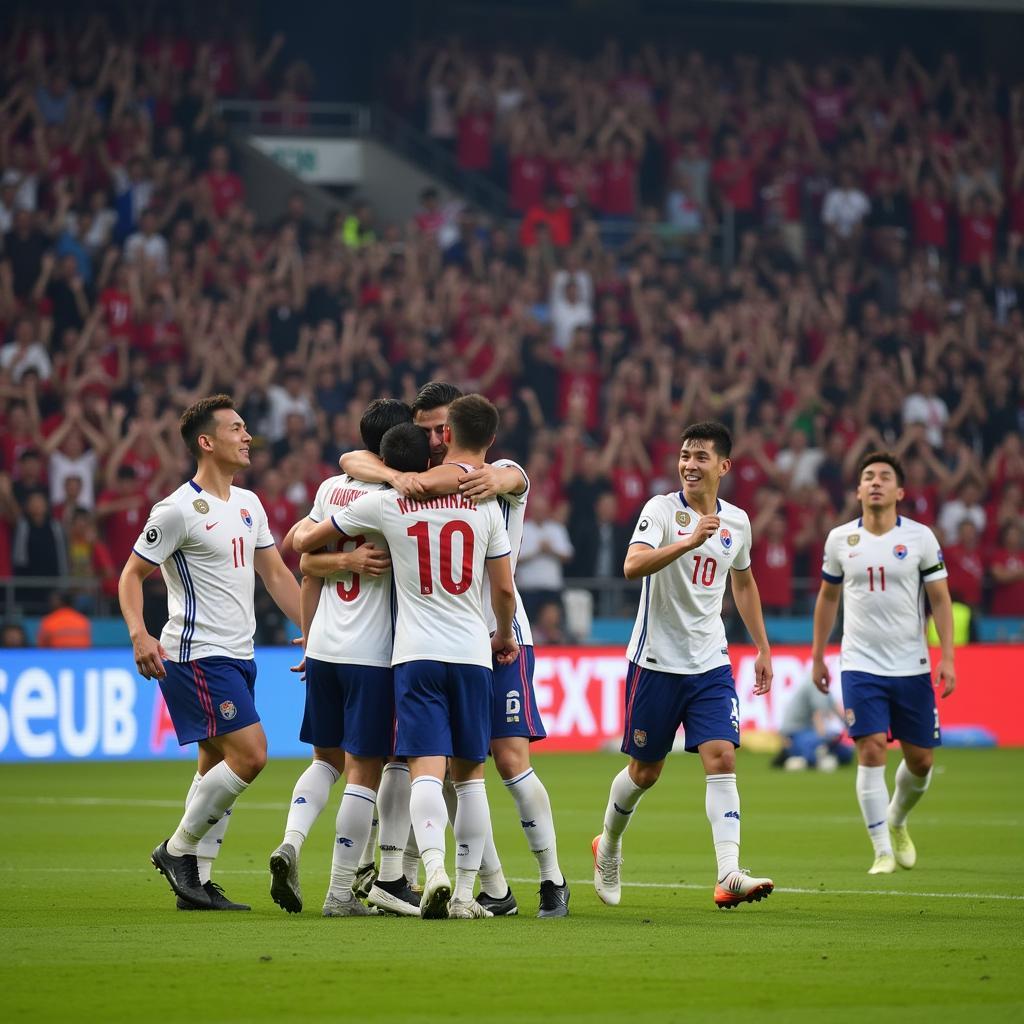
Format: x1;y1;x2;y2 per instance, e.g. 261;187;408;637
0;648;309;763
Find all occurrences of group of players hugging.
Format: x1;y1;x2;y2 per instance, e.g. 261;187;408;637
120;381;955;919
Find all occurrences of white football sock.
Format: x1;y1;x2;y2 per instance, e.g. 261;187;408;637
442;776;459;826
168;761;248;856
599;767;645;858
359;814;379;868
889;760;932;827
377;762;411;882
506;768;562;884
410;776;447;876
453;779;490;902
478;825;508;898
857;764;893;856
283;759;340;854
705;773;741;880
328;784;377;897
403;825;421;883
184;770;235;883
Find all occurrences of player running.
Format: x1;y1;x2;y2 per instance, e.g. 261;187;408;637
811;451;955;874
119;395;300;910
343;380;568;918
268;399;421;917
297;396;519;920
592;421;775;910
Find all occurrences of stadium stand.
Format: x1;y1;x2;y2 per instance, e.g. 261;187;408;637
0;8;1022;643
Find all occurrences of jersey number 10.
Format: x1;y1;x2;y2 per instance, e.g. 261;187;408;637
407;520;474;595
691;555;718;587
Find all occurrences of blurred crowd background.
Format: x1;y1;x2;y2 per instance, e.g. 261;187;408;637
1;0;1022;646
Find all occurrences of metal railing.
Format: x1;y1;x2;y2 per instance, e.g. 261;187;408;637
0;575;114;618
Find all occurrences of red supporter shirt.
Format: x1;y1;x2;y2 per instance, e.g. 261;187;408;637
599;159;637;216
520;205;572;248
100;288;134;338
711;157;755;211
959;214;996;266
730;457;773;511
456;112;493;171
203;170;245;218
806;89;848;144
258;491;298;568
96;488;148;566
942;544;984;607
990;549;1024;615
750;539;794;609
901;486;938;526
912;199;948;249
557;365;601;431
610;465;648;526
509;156;547;213
549;159;576;199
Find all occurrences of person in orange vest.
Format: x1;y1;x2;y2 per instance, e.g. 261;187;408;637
36;592;92;648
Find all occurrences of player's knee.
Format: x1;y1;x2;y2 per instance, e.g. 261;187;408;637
705;750;736;774
347;756;383;790
856;736;888;766
493;744;529;780
905;749;933;775
628;760;662;789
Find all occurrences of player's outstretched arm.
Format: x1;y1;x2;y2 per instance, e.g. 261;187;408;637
486;554;519;666
730;566;773;695
811;580;842;693
293;516;345;553
254;544;302;627
924;577;956;698
340;449;392;482
118;553;168;680
458;463;527;502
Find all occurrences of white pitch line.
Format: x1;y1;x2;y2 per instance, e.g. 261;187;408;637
4;866;1021;902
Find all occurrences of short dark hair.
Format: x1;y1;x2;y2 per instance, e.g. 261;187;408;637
360;399;412;455
447;394;499;452
179;394;236;459
380;423;430;473
680;421;733;459
411;380;463;417
857;450;905;486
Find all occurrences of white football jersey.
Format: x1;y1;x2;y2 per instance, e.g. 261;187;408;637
626;492;752;675
133;481;275;662
331;490;511;669
488;459;533;648
304;473;392;667
822;515;947;676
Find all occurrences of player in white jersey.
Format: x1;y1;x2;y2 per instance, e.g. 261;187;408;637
592;421;776;910
297;396;520;919
267;399;422;917
812;451;955;874
118;395;301;910
342;381;568;918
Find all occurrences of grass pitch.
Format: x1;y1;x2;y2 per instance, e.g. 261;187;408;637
2;749;1022;1023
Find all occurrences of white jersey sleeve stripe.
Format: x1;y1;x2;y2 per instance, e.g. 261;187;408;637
255;541;276;549
822;568;843;583
630;540;656;549
132;547;160;565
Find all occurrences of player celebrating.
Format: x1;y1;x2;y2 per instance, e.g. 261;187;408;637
811;451;955;874
268;399;421;918
119;395;301;910
592;421;775;910
296;397;519;920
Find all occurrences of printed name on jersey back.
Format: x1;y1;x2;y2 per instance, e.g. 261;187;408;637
395;494;477;514
327;485;371;508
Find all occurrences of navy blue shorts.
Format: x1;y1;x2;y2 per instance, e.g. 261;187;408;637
159;657;259;746
621;661;740;762
394;660;492;762
840;670;941;748
491;646;546;741
300;658;395;758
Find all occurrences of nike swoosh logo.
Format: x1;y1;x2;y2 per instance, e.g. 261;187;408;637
205;522;219;531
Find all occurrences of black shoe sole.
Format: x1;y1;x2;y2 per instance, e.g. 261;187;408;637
177;899;251;911
269;853;303;914
151;845;211;908
716;885;774;910
420;883;451;920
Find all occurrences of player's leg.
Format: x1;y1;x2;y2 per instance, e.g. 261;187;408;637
323;754;381;917
685;667;773;908
446;663;497;919
367;759;421;914
153;658;262;908
396;661;454;918
888;674;941;868
841;671;897;873
594;663;676;906
270;657;346;913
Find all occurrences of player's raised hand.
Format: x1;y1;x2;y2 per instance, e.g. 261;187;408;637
491;633;519;666
936;656;956;698
347;543;391;577
753;649;773;695
459;465;499;502
133;633;168;679
682;515;720;551
811;656;831;694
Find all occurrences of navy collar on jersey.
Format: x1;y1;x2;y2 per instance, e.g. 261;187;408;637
678;491;722;514
857;516;901;527
188;479;202;493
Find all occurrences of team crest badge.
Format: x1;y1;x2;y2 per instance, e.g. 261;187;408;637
219;700;237;721
675;511;691;528
240;508;253;530
845;708;856;727
192;499;210;514
893;544;908;560
720;527;733;549
847;534;860;546
633;729;647;748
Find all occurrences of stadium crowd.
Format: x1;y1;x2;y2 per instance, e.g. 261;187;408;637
1;13;1023;638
